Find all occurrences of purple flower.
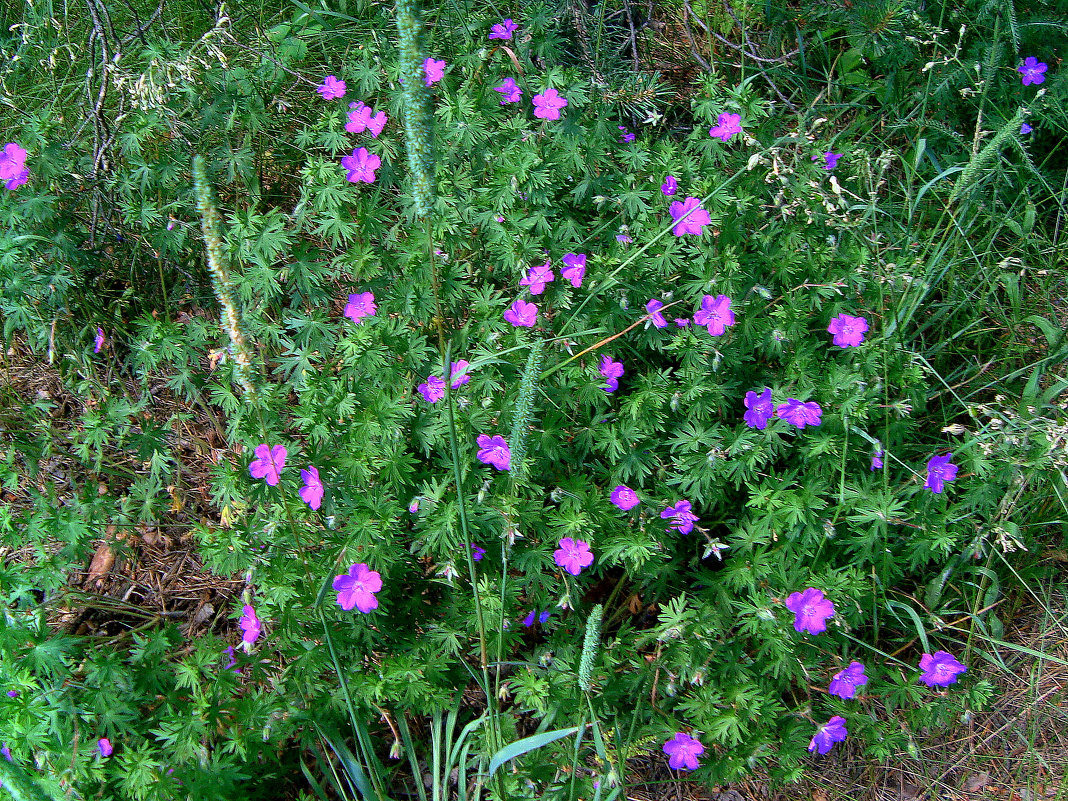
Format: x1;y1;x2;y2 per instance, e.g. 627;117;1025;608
808;716;848;755
504;298;538;327
675;318;689;327
611;484;639;511
1;743;10;761
239;604;262;645
418;375;446;403
708;112;741;142
813;152;842;170
554;537;594;575
470;544;486;561
1018;57;1047;86
661;175;678;195
662;732;704;771
520;260;555;295
871;449;884;471
317;75;347;100
97;738;113;758
827;313;868;347
341;146;381;184
561;253;586;287
5;691;16;698
223;645;241;674
669;197;711;236
743;387;774;430
693;294;735;336
424;58;446;86
618;126;635;143
645;298;668;328
0;143;27;181
300;466;324;510
249;444;286;486
94;327;105;354
925;453;958;494
476;434;512;471
450;360;471;388
345;102;388;137
661;500;698;534
775;399;822;429
333;563;382;613
616;233;632;244
494;77;522;104
1021;122;1032;135
599;355;624;393
489;18;518;40
532;88;568;120
784;587;835;634
408;498;420;514
828;661;868;699
344;291;377;324
918;650;967;687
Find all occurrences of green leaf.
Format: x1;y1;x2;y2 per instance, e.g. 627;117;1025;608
487;726;582;778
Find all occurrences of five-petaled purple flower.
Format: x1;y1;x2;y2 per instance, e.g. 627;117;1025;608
239;604;262;645
521;261;555;295
317;75;347;100
561;253;586;287
776;399;822;429
813;152;843;170
599;355;624;393
829;661;868;699
249;444;286;486
344;291;377;323
611;485;640;511
554;537;594;575
424;58;446;86
418;375;446;403
743;387;774;430
808;716;848;755
661;175;678;195
827;313;868;347
97;738;113;758
924;453;958;494
0;143;29;191
341;146;381;184
1018;57;1047;86
470;544;486;561
1021;123;1032;135
785;587;835;634
669;197;712;236
645;298;668;328
94;327;105;354
346;102;387;137
476;434;512;471
661;500;698;534
494;77;522;104
504;298;538;327
693;294;735;336
333;563;382;613
489;18;518;40
532;88;568;120
300;466;324;510
618;126;635;143
449;360;471;387
871;449;884;470
662;732;704;771
918;650;967;687
709;112;742;142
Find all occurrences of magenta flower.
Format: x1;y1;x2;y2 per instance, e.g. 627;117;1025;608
450;360;471;388
924;453;958;494
618;126;635;143
300;466;324;510
504;298;538;327
1018;57;1047;86
808;716;848;755
341;146;380;184
333;563;382;613
645;298;668;328
520;260;555;295
345;102;387;137
424;58;446;86
249;444;286;486
919;650;967;687
476;434;511;471
610;485;639;511
827;313;868;347
494;77;523;104
599;355;624;393
828;661;868;699
669;197;711;236
239;605;262;645
0;143;27;181
554;537;594;576
708;112;742;142
489;18;518;40
871;449;884;470
5;690;16;698
223;645;241;674
693;294;735;336
94;327;105;354
344;291;377;323
418;375;446;403
97;738;113;758
676;318;689;327
813;152;843;170
661;500;698;534
662;732;704;771
408;498;420;514
532;88;568;120
317;75;347;100
776;399;822;429
1021;122;1032;135
784;587;835;634
470;544;486;561
743;387;774;430
561;253;586;287
661;175;678;195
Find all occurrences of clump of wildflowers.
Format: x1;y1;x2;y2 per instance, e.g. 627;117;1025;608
827;313;868;347
317;75;347;100
669;197;711;236
532;88;568;120
333;563;382;613
919;650;967;687
249;445;286;486
785;587;834;634
554;537;594;575
476;434;511;471
924;453;958;494
662;732;704;770
829;661;868;699
299;466;324;510
808;716;848;755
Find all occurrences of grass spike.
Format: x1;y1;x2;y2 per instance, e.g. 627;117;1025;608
508;339;544;477
394;0;436;218
578;604;603;692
